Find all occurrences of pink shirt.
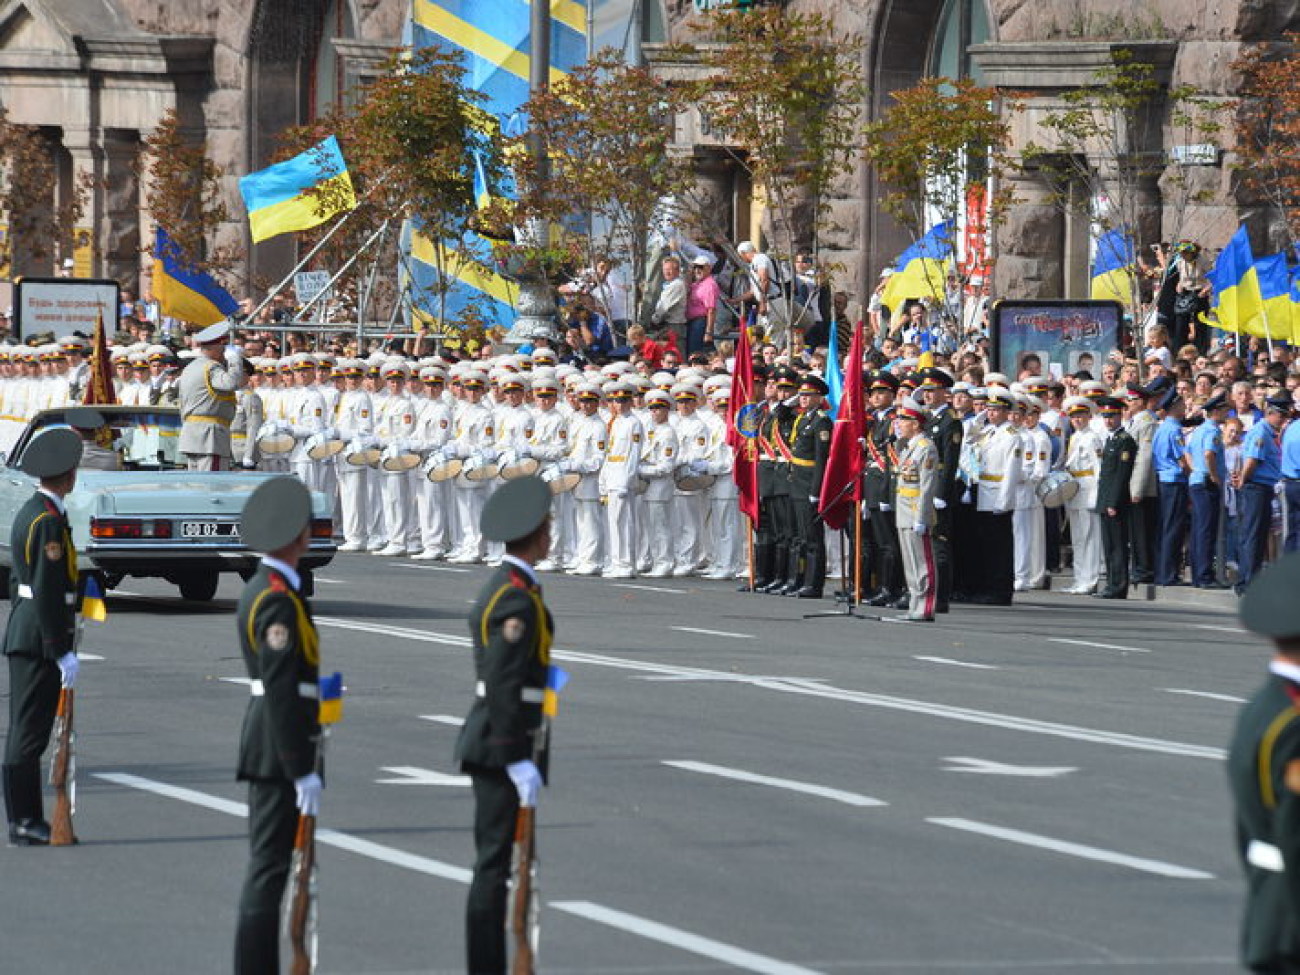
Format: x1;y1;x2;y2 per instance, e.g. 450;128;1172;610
687;274;721;320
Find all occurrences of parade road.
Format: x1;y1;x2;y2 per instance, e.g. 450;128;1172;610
2;557;1249;974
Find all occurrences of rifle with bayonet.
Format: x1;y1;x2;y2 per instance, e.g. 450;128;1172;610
49;687;76;846
287;807;317;975
509;711;550;975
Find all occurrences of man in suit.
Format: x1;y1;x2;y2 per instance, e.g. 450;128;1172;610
233;477;323;973
178;320;245;471
455;476;555;975
1123;381;1162;583
1095;396;1138;599
3;427;82;845
1228;551;1300;972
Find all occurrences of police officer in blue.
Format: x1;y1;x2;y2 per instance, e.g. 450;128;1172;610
1186;392;1229;589
1235;392;1291;592
1152;389;1190;585
1281;392;1300;553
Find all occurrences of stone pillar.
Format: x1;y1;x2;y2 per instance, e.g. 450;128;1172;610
61;127;104;279
101;131;141;288
689;153;734;242
993;167;1064;300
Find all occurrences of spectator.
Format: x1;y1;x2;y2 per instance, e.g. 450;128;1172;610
648;256;687;348
685;255;721;355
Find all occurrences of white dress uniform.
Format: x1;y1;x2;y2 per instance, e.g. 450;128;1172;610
701;397;742;579
565;395;608;574
670;394;711;575
528;394;572;571
287;381;328;491
446;382;495;563
599;392;644;578
411;390;453;558
335;379;376;551
637;399;679;577
376;376;420;556
316;381;341;507
976;420;1023;513
1013;418;1050;590
231;388;264;468
489;392;535;563
1062;404;1105;593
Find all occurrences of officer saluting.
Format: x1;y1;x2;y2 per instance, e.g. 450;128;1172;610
3;427;82;845
1229;551;1300;972
233;477;323;973
178;320;246;471
455;475;555;975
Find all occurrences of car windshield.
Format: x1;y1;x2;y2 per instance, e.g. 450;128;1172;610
11;408;185;471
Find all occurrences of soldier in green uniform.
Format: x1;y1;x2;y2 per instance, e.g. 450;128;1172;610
758;368;800;594
3;427;82;846
1228;551;1300;973
785;375;833;598
455;475;555;975
233;477;323;973
1094;396;1137;599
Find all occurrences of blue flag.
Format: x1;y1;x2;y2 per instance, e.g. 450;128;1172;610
825;317;843;415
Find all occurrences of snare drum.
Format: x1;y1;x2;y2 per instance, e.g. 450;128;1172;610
1036;470;1079;509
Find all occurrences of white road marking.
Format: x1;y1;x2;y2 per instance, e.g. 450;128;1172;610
927;817;1213;880
671;626;754;640
664;760;886;808
79;653;105;661
419;714;466;727
914;655;998;670
298;621;1226;761
550;901;825;975
316;616;469;648
1192;623;1246;634
942;757;1076;777
1048;637;1149;654
611;583;689;594
97;772;816;971
375;765;471;787
393;563;471;574
312;576;345;584
1162;688;1248;704
218;677;254;688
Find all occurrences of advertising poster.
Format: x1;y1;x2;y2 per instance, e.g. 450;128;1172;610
990;300;1125;379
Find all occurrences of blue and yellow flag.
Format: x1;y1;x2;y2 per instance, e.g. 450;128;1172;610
1207;226;1266;337
1090;228;1136;302
542;664;569;718
240;136;357;244
153;227;239;327
880;221;953;312
319;671;344;725
1253;253;1296;344
81;576;107;624
825;317;842;415
399;221;517;333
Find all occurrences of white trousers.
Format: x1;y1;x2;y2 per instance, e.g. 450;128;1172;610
1013;505;1046;587
573;497;604;570
453;484;488;559
338;471;368;547
550;492;575;567
1067;507;1102;590
710;497;742;576
381;471;417;549
673;491;706;569
366;468;385;546
416;477;450;553
642;500;674;571
605;492;636;572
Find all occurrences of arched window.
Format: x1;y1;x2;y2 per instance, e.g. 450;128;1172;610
930;0;991;82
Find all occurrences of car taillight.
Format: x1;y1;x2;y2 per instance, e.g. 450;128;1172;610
310;519;333;540
90;518;173;539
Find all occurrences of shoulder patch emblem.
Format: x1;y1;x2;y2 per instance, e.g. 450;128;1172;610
1287;759;1300;795
266;623;291;650
953;433;961;444
1121;451;1131;462
315;408;322;417
43;540;62;561
819;430;830;441
633;433;642;443
559;430;568;439
440;419;448;429
485;425;494;438
502;617;526;643
360;409;369;418
665;447;674;456
697;436;706;446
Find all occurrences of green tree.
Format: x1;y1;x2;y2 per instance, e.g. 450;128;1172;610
675;6;866;346
0;108;90;277
1233;37;1300;250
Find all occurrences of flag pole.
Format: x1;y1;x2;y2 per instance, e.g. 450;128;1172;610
746;520;755;593
853;497;862;604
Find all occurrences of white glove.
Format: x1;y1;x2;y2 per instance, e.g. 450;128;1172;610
691;459;709;475
481;447;499;463
913;523;928;535
879;502;892;512
934;498;948;509
556;458;572;474
516;443;532;459
57;652;79;689
808;496;819;504
506;759;542;808
294;772;323;816
223;346;243;369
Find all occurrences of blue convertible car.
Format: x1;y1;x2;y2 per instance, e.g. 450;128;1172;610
0;406;336;600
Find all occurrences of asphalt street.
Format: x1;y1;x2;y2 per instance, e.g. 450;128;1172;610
0;554;1257;974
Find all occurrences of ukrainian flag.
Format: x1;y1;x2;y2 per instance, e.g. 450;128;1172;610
1253;253;1296;343
399;221;516;332
153;227;239;327
1207;225;1266;337
81;576;107;623
239;136;357;244
1089;228;1135;302
543;664;569;718
319;671;344;725
880;221;953;313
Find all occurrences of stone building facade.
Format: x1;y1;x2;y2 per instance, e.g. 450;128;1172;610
654;0;1300;305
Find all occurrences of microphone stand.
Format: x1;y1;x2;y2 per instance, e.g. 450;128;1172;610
802;474;870;621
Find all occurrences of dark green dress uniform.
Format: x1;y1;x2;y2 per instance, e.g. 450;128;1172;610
3;490;78;841
784;391;833;598
750;397;778;589
926;403;963;612
759;387;799;593
234;560;321;974
455;558;553;975
1095;418;1137;599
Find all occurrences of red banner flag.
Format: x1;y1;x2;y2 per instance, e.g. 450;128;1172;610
818;321;866;530
726;323;760;526
82;307;117;407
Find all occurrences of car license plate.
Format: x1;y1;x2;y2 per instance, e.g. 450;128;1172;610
180;521;240;539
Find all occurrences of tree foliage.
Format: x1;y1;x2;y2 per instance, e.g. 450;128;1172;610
510;47;693;319
0;107;90;275
1233;37;1300;249
139;108;235;278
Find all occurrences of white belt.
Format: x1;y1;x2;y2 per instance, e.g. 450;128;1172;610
249;680;320;700
1247;839;1285;873
475;680;545;704
16;584;75;605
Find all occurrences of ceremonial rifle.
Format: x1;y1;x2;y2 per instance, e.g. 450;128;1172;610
510;711;550;975
49;687;76;846
287;808;318;975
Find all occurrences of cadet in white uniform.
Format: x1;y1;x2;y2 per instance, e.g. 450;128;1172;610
637;389;679;577
600;381;644;578
446;370;496;563
411;366;453;559
563;383;608;575
1013;396;1050;591
972;387;1023;604
1062;396;1104;594
335;359;377;552
702;387;742;580
528;375;572;572
670;384;711;575
375;360;420;556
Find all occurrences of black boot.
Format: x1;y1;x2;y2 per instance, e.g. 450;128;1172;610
889;593;911;610
8;763;48;846
744;543;774;593
760;546;788;593
865;589;892;607
779;549;804;595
